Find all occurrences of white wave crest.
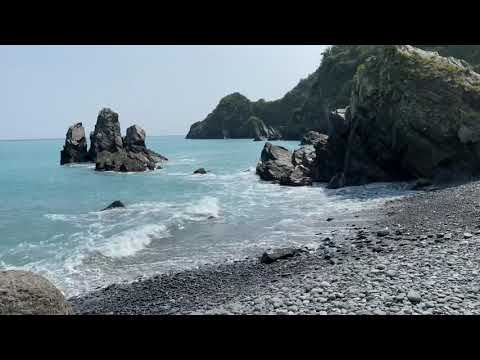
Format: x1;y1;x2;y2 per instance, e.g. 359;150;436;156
98;224;169;258
183;196;220;220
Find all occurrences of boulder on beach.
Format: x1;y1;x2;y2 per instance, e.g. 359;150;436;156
260;248;303;264
60;122;90;165
256;142;318;187
102;200;126;211
256;143;294;183
0;270;73;315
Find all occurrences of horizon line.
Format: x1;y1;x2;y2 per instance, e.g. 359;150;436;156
0;134;186;142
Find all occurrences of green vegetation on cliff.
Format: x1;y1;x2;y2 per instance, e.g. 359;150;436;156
187;45;480;140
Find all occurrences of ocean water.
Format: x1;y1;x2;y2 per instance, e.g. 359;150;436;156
0;136;411;297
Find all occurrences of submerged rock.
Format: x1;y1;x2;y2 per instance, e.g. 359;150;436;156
0;270;73;315
60;122;90;165
102;201;126;211
193;168;208;175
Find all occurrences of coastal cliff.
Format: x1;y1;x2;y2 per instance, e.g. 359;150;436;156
187;45;480;141
256;45;480;188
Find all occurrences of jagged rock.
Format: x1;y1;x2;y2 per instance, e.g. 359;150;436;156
123;124;168;166
260;248;303;264
95;150;156;172
292;145;317;169
0;270;72;315
88;108;123;161
300;131;328;146
102;201;126;211
124;125;146;149
60;123;89;165
193;168;208;175
280;165;313;186
256;143;294;182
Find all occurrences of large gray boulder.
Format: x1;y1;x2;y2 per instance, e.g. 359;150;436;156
0;270;72;315
88;108;123;161
256;142;315;186
256;143;294;182
60;122;90;165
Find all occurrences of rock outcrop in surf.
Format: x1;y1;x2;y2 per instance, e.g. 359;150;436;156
60;108;167;172
60;122;90;165
256;142;314;187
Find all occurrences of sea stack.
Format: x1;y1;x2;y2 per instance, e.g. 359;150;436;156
60;108;168;172
88;108;123;161
60;122;90;165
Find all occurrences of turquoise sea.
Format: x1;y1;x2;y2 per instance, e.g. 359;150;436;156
0;136;411;297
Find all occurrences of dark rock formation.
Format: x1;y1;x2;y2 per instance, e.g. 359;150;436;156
95;150;157;172
256;142;316;187
0;270;73;315
102;201;126;211
193;168;208;175
344;45;480;185
309;45;480;188
59;108;168;173
124;124;146;149
260;248;303;264
88;108;123;161
300;131;328;146
60;123;90;165
186;94;284;140
256;143;294;183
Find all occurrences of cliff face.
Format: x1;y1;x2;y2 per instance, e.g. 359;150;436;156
187;45;480;141
310;45;480;187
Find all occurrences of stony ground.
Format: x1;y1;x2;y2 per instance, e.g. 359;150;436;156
70;181;480;315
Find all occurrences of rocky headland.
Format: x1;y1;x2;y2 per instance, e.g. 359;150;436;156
256;45;480;189
60;108;167;172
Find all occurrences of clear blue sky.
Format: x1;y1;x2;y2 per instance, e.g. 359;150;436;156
0;45;329;140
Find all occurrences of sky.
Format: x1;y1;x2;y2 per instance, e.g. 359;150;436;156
0;45;329;140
